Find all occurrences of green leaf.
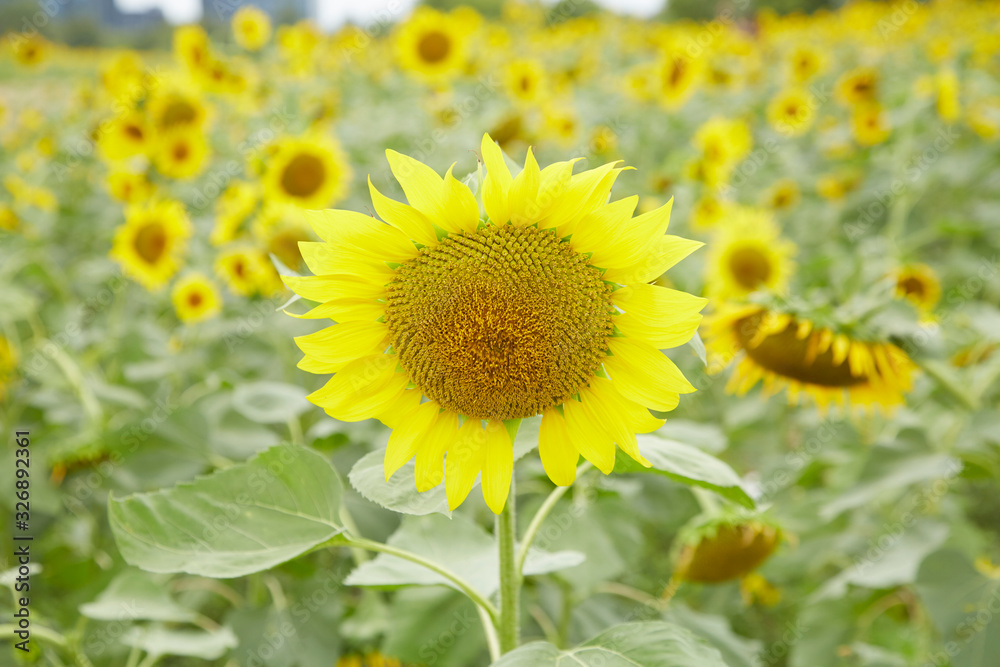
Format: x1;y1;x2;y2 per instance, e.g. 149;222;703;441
231;381;310;424
614;434;754;508
345;513;585;596
122;625;238;660
490;621;729;666
349;449;450;516
109;444;345;578
664;605;763;667
79;571;196;622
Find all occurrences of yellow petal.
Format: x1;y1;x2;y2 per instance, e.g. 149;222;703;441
508;147;540;227
385;400;439;479
443;164;480;233
604;338;695;411
282;274;386;302
586;379;656;466
481;133;512;225
298;241;396;282
308;354;402;418
589;198;674;270
377;388;423;430
303;209;418;262
368;177;438;246
291;298;385;323
604;235;704;284
548;162;627;235
570;196;638;262
613;284;707;349
563;397;616;474
481;420;513;514
539;408;579;486
386;149;447;223
414;410;460;492
294;321;388;364
446;419;486;510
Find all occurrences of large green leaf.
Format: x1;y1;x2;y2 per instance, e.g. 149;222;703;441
79;571;196;622
490;621;728;666
231;381;311;424
122;626;238;660
349;449;450;516
614;434;754;508
345;513;585;596
109;444;344;578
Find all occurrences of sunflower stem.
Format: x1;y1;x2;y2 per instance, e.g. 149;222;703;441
497;476;520;654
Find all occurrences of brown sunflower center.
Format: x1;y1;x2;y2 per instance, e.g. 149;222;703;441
125;124;144;141
417;30;451;64
281;153;326;198
898;275;926;298
385;224;614;421
728;246;772;290
160;100;197;128
735;312;864;387
187;291;204;308
134;222;167;264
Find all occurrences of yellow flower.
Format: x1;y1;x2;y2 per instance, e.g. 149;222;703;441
215;246;280;297
740;573;782;607
232;6;272;51
152;130;209;180
816;171;861;201
851;102;890;146
705;207;796;300
174;24;212;71
106;169;154;204
674;519;781;583
836;66;879;107
147;88;208;134
786;43;825;84
503;59;549;107
0;203;20;232
110;200;192;291
934;68;961;123
172;273;223;323
893;263;941;314
252;203;315;273
655;50;703;110
689;116;752;187
0;335;18;402
690;196;734;231
766;88;816;137
705;304;916;414
10;34;50;67
283;134;706;513
762;179;800;211
395;7;469;82
100;51;148;102
98;111;150;160
211;181;258;246
263;136;351;209
542;106;580;147
968;97;1000;140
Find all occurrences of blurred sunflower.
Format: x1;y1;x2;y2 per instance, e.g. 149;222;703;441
690;196;734;231
264;136;351;209
762;179;800;211
689;116;753;187
147;89;208;134
0;203;20;232
152;130;209;180
395;7;469;82
232;6;272;51
705;304;915;413
656;50;702;110
252;204;314;272
106;169;154;204
786;43;825;84
172;273;222;323
211;181;258;246
10;34;50;67
893;263;941;314
284;134;706;513
705;208;796;300
503;59;549;107
851;103;891;146
215;246;281;297
968;97;1000;140
674;515;781;583
0;335;17;402
766;88;815;137
174;24;212;71
336;652;408;667
98;111;149;160
110;200;192;291
836;65;879;107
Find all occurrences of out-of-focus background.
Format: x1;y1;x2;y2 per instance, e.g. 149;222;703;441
3;0;1000;666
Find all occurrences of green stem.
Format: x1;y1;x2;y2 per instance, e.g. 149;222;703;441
0;623;68;647
515;463;593;574
342;536;499;625
497;477;520;654
477;602;501;662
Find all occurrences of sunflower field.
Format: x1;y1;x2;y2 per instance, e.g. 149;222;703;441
3;0;1000;665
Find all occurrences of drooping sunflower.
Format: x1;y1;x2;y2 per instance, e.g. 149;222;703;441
232;6;272;51
705;304;916;414
171;273;222;323
705;208;796;300
110;200;192;291
263;136;351;210
673;514;781;583
394;7;469;82
284;134;706;513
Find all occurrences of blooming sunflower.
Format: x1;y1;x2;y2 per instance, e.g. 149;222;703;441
152;130;209;180
284;134;706;513
263;136;351;210
110;200;192;291
503;59;549;108
705;304;915;414
215;246;281;297
147;89;208;135
851;103;891;146
395;7;469;82
836;66;879;107
766;88;815;137
762;179;800;211
893;263;941;314
98;111;149;161
172;273;222;323
705;208;796;300
232;6;272;51
106;169;154;204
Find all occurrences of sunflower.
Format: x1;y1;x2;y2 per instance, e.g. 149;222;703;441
0;335;17;402
211;181;258;246
10;34;50;67
690;196;734;231
172;273;223;323
674;515;781;583
851;102;890;146
893;263;941;314
337;652;407;667
215;246;281;297
933;68;961;123
174;24;212;72
542;105;579;147
705;304;916;413
503;59;549;107
766;88;815;137
98;111;149;160
251;204;314;272
968;97;1000;140
395;7;469;82
0;203;20;232
147;89;208;134
836;66;879;107
283;134;706;513
263;136;351;209
655;50;702;110
110;200;192;291
152;130;209;180
106;169;154;204
689;116;753;187
762;178;800;211
786;43;825;84
232;6;272;51
705;208;796;300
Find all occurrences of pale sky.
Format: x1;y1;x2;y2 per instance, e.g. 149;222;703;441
117;0;667;27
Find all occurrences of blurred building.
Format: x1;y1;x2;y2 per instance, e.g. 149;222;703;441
201;0;317;23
